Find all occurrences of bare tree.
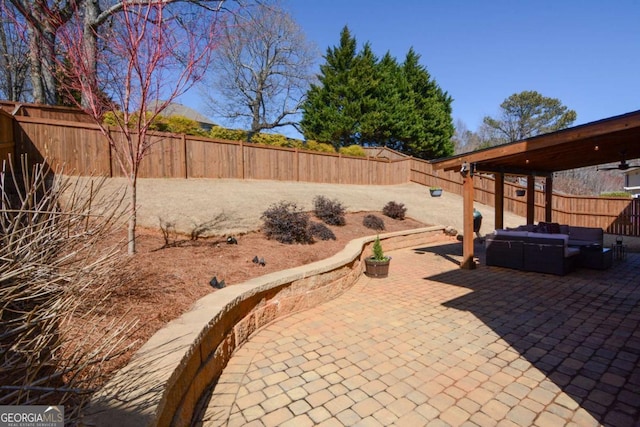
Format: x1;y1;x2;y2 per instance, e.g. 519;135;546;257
554;167;624;195
204;1;318;139
7;0;79;104
57;1;225;254
0;0;31;101
452;119;482;154
78;0;230;108
5;0;230;106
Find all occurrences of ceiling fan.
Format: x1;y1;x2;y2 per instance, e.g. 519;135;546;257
597;151;640;171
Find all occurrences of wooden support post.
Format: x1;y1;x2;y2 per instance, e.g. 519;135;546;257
461;174;476;270
526;175;535;224
545;175;553;222
494;172;504;230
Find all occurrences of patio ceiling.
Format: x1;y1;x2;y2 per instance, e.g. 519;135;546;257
431;109;640;176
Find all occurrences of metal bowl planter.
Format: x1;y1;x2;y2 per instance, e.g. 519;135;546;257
429;187;443;197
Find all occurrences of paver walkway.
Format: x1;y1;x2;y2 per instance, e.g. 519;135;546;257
195;241;640;426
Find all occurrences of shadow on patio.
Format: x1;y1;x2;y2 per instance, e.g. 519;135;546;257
416;242;640;426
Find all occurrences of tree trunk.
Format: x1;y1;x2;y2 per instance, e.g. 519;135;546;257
28;27;45;103
27;24;57;104
82;0;100;108
127;175;137;255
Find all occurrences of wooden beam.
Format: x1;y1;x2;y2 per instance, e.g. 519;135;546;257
494;172;504;230
526;175;535;224
431;110;640;172
545;176;553;222
461;174;476;269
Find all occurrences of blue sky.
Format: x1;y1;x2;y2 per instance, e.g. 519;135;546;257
186;0;640;135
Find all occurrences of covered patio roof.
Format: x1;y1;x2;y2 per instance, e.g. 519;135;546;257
430;109;640;269
433;109;640;176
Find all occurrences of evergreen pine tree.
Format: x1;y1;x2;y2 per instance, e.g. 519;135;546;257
302;29;455;159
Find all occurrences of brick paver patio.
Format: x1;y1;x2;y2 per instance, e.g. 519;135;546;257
195;240;640;426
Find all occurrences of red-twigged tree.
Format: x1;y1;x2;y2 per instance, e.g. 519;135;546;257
57;1;227;254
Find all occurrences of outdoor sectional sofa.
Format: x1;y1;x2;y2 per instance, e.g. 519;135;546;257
485;223;605;275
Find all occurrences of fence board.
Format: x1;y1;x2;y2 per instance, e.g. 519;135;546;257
244;144;296;181
0;110;14;163
1;101;94;122
14;117;111;175
297;151;338;183
186;138;242;179
344;156;371;185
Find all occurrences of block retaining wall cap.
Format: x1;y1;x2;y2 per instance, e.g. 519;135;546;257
82;226;444;427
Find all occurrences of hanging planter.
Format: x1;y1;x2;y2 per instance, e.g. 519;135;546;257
429;187;443;197
515;189;526;197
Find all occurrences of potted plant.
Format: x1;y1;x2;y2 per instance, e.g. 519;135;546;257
429;186;443;197
364;236;391;278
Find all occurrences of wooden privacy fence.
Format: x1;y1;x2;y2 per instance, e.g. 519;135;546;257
411;158;640;236
3;101;640;236
12;113;410;185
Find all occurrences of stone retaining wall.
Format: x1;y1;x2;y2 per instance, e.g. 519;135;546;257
83;227;445;426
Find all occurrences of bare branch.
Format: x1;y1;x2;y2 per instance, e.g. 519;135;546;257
203;1;318;137
0;157;135;424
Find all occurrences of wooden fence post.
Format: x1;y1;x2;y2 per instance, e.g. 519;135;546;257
182;134;188;179
240;141;245;179
107;128;113;178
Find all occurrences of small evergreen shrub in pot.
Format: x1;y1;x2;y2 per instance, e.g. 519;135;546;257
364;236;391;278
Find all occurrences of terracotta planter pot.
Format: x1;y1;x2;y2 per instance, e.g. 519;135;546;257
364;257;390;278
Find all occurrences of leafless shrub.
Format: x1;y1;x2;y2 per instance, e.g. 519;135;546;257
156;214;229;249
190;213;228;241
159;218;178;248
0;157;134;423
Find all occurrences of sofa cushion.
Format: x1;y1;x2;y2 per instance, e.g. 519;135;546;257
565;246;581;257
494;229;529;237
568;226;603;245
528;232;569;243
538;222;561;234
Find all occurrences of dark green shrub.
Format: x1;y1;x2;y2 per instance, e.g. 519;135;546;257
363;214;385;231
382;201;406;220
261;201;312;244
313;195;346;226
309;222;336;240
